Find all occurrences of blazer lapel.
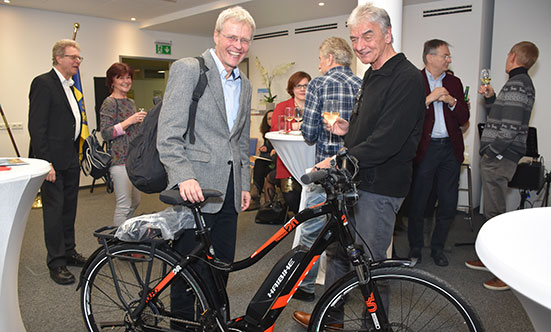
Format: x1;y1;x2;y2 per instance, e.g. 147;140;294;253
203;51;228;126
49;69;74;114
231;78;249;136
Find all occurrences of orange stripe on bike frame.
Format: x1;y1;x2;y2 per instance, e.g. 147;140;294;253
146;268;178;303
271;255;320;310
251;218;298;258
264;324;275;332
272;293;291;309
309;201;325;209
341;214;348;225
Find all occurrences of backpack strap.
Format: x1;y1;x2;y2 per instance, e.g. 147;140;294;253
187;56;209;144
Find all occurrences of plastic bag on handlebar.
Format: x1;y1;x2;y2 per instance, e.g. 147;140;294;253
115;205;195;241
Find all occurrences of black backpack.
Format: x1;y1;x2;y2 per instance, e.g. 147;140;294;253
126;56;208;193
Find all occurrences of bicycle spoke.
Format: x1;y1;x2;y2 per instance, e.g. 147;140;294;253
82;245;209;332
311;268;483;332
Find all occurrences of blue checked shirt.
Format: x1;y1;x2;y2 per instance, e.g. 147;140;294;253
301;66;362;163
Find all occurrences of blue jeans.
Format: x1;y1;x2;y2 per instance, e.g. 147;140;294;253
297;184;326;293
325;190;404;292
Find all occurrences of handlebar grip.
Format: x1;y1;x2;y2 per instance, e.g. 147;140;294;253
159;188;223;206
301;169;329;185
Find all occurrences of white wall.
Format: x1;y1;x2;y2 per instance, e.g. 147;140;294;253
491;0;551;210
0;5;211;185
402;0;494;210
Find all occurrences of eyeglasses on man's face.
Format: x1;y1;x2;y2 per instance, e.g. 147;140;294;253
62;54;84;62
221;34;251;46
430;53;451;61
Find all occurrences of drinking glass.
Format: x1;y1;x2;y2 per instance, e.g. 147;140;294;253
322;100;339;144
294;107;302;122
278;115;287;132
284;107;295;133
480;69;491;86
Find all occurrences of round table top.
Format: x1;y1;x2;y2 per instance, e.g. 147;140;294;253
0;158;50;183
476;207;551;309
266;131;307;142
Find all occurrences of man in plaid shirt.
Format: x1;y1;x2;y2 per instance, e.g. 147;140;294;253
292;37;361;303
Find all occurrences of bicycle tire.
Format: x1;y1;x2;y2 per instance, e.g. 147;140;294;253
81;243;209;332
309;266;484;332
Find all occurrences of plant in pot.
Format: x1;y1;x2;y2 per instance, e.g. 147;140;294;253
255;57;295;110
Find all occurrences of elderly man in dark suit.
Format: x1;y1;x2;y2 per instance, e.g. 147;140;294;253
408;39;470;266
157;6;255;325
28;39;87;285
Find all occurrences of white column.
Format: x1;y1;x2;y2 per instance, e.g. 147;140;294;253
355;0;403;76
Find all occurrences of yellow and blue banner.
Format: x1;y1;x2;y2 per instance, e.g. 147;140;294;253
72;69;89;163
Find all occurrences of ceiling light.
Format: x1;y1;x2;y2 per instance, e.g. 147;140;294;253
318;2;325;6
131;17;136;21
4;0;11;3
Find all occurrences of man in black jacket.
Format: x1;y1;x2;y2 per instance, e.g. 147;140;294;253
292;3;425;327
28;39;87;285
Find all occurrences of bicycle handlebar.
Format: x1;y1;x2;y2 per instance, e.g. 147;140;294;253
159;188;223;206
301;148;358;189
301;169;329;185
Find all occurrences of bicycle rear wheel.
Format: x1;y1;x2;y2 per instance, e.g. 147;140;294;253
309;266;484;332
80;243;208;332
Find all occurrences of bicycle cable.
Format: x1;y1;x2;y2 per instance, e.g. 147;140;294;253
342;203;375;261
187;254;232;272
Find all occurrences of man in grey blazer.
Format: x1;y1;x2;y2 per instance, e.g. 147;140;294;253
157;6;255;324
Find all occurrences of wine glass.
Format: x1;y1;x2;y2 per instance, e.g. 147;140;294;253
294;107;302;123
480;69;491;86
322;100;339;144
284;107;295;133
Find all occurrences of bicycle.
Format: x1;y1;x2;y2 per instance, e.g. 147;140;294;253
78;148;484;331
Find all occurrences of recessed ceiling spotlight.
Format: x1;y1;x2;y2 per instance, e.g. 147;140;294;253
131;17;136;21
318;2;325;6
4;0;11;4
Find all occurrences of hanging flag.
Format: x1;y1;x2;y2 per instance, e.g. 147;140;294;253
72;69;90;163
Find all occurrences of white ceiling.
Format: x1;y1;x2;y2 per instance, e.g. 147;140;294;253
4;0;430;36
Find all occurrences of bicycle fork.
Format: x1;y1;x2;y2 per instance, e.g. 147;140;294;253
350;250;390;331
340;212;390;331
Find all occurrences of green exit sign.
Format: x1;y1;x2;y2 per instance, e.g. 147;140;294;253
156;44;171;55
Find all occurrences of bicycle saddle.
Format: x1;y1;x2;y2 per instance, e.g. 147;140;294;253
159;188;223;207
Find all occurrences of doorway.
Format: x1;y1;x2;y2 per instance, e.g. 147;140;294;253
120;56;175;111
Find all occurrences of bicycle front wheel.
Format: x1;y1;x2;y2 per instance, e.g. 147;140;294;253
80;243;209;332
309;266;483;332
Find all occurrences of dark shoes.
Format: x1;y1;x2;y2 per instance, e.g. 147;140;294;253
292;311;344;330
293;288;315;302
67;252;87;267
409;247;422;263
431;250;449;266
49;266;75;285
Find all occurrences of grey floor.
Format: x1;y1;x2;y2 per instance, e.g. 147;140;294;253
19;187;534;331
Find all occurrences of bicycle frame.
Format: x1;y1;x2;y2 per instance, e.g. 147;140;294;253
80;151;413;332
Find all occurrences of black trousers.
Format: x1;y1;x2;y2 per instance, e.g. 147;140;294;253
41;165;80;268
170;174;238;324
408;139;460;252
253;159;272;193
